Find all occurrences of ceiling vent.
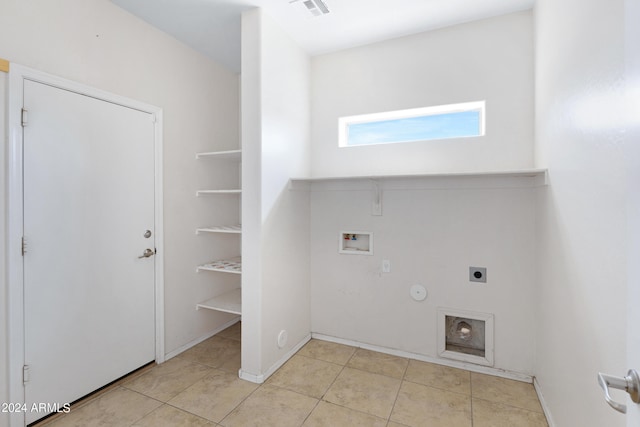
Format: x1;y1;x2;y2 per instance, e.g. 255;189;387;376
290;0;330;16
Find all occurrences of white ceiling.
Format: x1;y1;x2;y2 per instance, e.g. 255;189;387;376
110;0;534;73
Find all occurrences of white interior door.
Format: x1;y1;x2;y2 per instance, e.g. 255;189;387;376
23;79;156;424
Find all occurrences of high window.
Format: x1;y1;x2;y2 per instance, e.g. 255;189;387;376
339;101;485;147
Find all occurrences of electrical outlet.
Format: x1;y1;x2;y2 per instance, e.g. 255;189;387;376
382;259;391;273
469;267;487;283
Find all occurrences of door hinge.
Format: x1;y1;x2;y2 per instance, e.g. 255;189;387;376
21;236;27;256
23;365;30;384
21;108;28;127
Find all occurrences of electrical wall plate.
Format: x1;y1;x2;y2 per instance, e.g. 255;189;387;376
469;267;487;283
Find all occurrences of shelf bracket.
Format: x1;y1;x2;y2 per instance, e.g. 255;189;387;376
371;179;382;216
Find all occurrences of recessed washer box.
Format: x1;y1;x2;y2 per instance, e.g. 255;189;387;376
339;231;373;255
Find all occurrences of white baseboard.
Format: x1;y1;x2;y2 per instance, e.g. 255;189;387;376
238;369;264;384
534;377;555;426
311;333;533;383
163;317;241;361
239;334;312;384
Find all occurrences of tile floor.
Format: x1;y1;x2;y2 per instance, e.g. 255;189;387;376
35;322;548;427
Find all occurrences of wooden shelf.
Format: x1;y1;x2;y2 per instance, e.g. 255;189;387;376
196;225;242;235
196;189;242;196
196;288;241;315
197;257;242;274
196;149;241;161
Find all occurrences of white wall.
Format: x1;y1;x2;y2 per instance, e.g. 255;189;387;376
240;8;263;378
306;9;537;376
0;0;240;414
309;176;538;374
310;11;534;177
534;0;631;425
241;8;311;380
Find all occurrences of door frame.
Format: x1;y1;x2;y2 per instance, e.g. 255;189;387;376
6;64;165;427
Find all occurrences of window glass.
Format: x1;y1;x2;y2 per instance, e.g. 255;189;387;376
339;101;485;147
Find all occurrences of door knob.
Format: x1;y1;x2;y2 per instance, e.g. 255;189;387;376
597;369;640;413
138;248;155;259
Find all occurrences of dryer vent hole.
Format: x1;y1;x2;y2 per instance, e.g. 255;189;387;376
445;316;486;357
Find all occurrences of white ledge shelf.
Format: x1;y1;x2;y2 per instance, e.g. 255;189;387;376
291;169;547;182
196;288;241;315
197;258;242;274
196;225;242;235
196;189;242;196
290;169;547;190
195;149;241;160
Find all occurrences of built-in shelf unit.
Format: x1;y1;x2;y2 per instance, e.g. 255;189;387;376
195;149;242;315
196;189;242;196
196;225;242;234
196;149;242;160
196;257;242;274
196;288;242;315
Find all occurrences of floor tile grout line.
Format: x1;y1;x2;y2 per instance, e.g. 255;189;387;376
173;350;242;375
195;338;335;426
269;344;391;424
298;345;361;423
315;350;349;401
469;370;475;427
217;382;321;427
387;379;404;424
293;352;348;369
400;357;410;379
341;363;406;382
216;375;268;427
470;393;475;426
400;377;472;397
124;365;214;405
33;362;158;426
126;396;171;427
298;396;322;426
122;357;241;425
162;401;224;425
471;396;546;415
162;377;230;423
264;384;329;427
75;386;165;427
318;347;400;423
385;355;411;424
470;372;546;422
348;348;410;380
